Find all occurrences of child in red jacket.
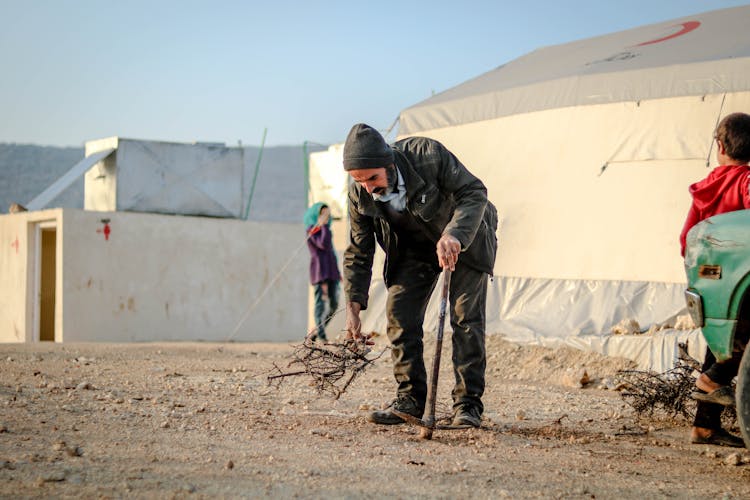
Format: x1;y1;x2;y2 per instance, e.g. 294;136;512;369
681;112;750;447
680;113;750;254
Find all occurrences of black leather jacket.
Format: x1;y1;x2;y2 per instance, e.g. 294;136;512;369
343;136;498;309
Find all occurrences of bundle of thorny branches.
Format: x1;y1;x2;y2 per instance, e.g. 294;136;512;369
267;338;388;399
618;342;736;426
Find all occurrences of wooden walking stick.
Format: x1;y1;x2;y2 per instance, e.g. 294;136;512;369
421;268;452;439
393;269;451;440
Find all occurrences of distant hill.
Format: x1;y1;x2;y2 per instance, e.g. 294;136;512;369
0;143;84;213
0;142;328;219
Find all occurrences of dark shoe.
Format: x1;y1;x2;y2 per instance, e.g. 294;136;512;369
451;404;482;428
691;428;745;448
367;395;423;425
692;386;735;406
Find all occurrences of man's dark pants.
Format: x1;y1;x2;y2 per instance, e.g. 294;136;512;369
386;258;488;413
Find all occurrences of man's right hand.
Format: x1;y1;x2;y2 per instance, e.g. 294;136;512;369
345;301;371;344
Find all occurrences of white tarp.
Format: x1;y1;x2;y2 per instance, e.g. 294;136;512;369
401;5;750;134
82;139;320;221
359;274;696;372
562;329;706;374
85;138;245;218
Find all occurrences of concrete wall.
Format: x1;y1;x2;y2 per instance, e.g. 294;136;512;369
0;210;63;342
0;209;307;343
0;211;28;341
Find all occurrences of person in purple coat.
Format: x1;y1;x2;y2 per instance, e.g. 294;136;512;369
304;202;342;341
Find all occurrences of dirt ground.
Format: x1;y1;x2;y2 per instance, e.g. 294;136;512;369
2;334;750;499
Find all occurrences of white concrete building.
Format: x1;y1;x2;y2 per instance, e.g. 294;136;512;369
1;138;308;343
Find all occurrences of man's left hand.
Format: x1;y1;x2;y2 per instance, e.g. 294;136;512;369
436;234;461;271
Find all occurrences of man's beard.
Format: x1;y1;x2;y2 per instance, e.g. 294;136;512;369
373;166;398;197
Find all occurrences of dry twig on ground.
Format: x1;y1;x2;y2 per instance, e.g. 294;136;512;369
618;342;736;426
267;339;389;399
618;363;696;421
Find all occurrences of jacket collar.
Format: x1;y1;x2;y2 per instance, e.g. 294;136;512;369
393;148;426;197
355;149;427;218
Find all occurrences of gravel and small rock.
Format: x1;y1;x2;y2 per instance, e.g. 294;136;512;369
1;336;749;498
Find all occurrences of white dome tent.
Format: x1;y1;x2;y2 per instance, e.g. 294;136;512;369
360;5;750;371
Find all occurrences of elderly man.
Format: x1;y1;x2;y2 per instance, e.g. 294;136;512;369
342;123;497;428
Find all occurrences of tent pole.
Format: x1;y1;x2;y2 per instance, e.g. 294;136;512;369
244;127;267;220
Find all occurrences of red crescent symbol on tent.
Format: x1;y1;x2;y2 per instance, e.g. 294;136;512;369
636;21;700;46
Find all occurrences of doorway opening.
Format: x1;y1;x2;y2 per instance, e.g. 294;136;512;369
35;222;57;342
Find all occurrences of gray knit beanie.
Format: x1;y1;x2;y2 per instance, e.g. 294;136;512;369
342;123;394;170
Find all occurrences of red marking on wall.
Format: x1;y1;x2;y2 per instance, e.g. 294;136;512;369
636;21;700;46
11;236;19;254
96;220;112;241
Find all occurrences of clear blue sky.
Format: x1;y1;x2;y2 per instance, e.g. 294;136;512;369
1;0;748;147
